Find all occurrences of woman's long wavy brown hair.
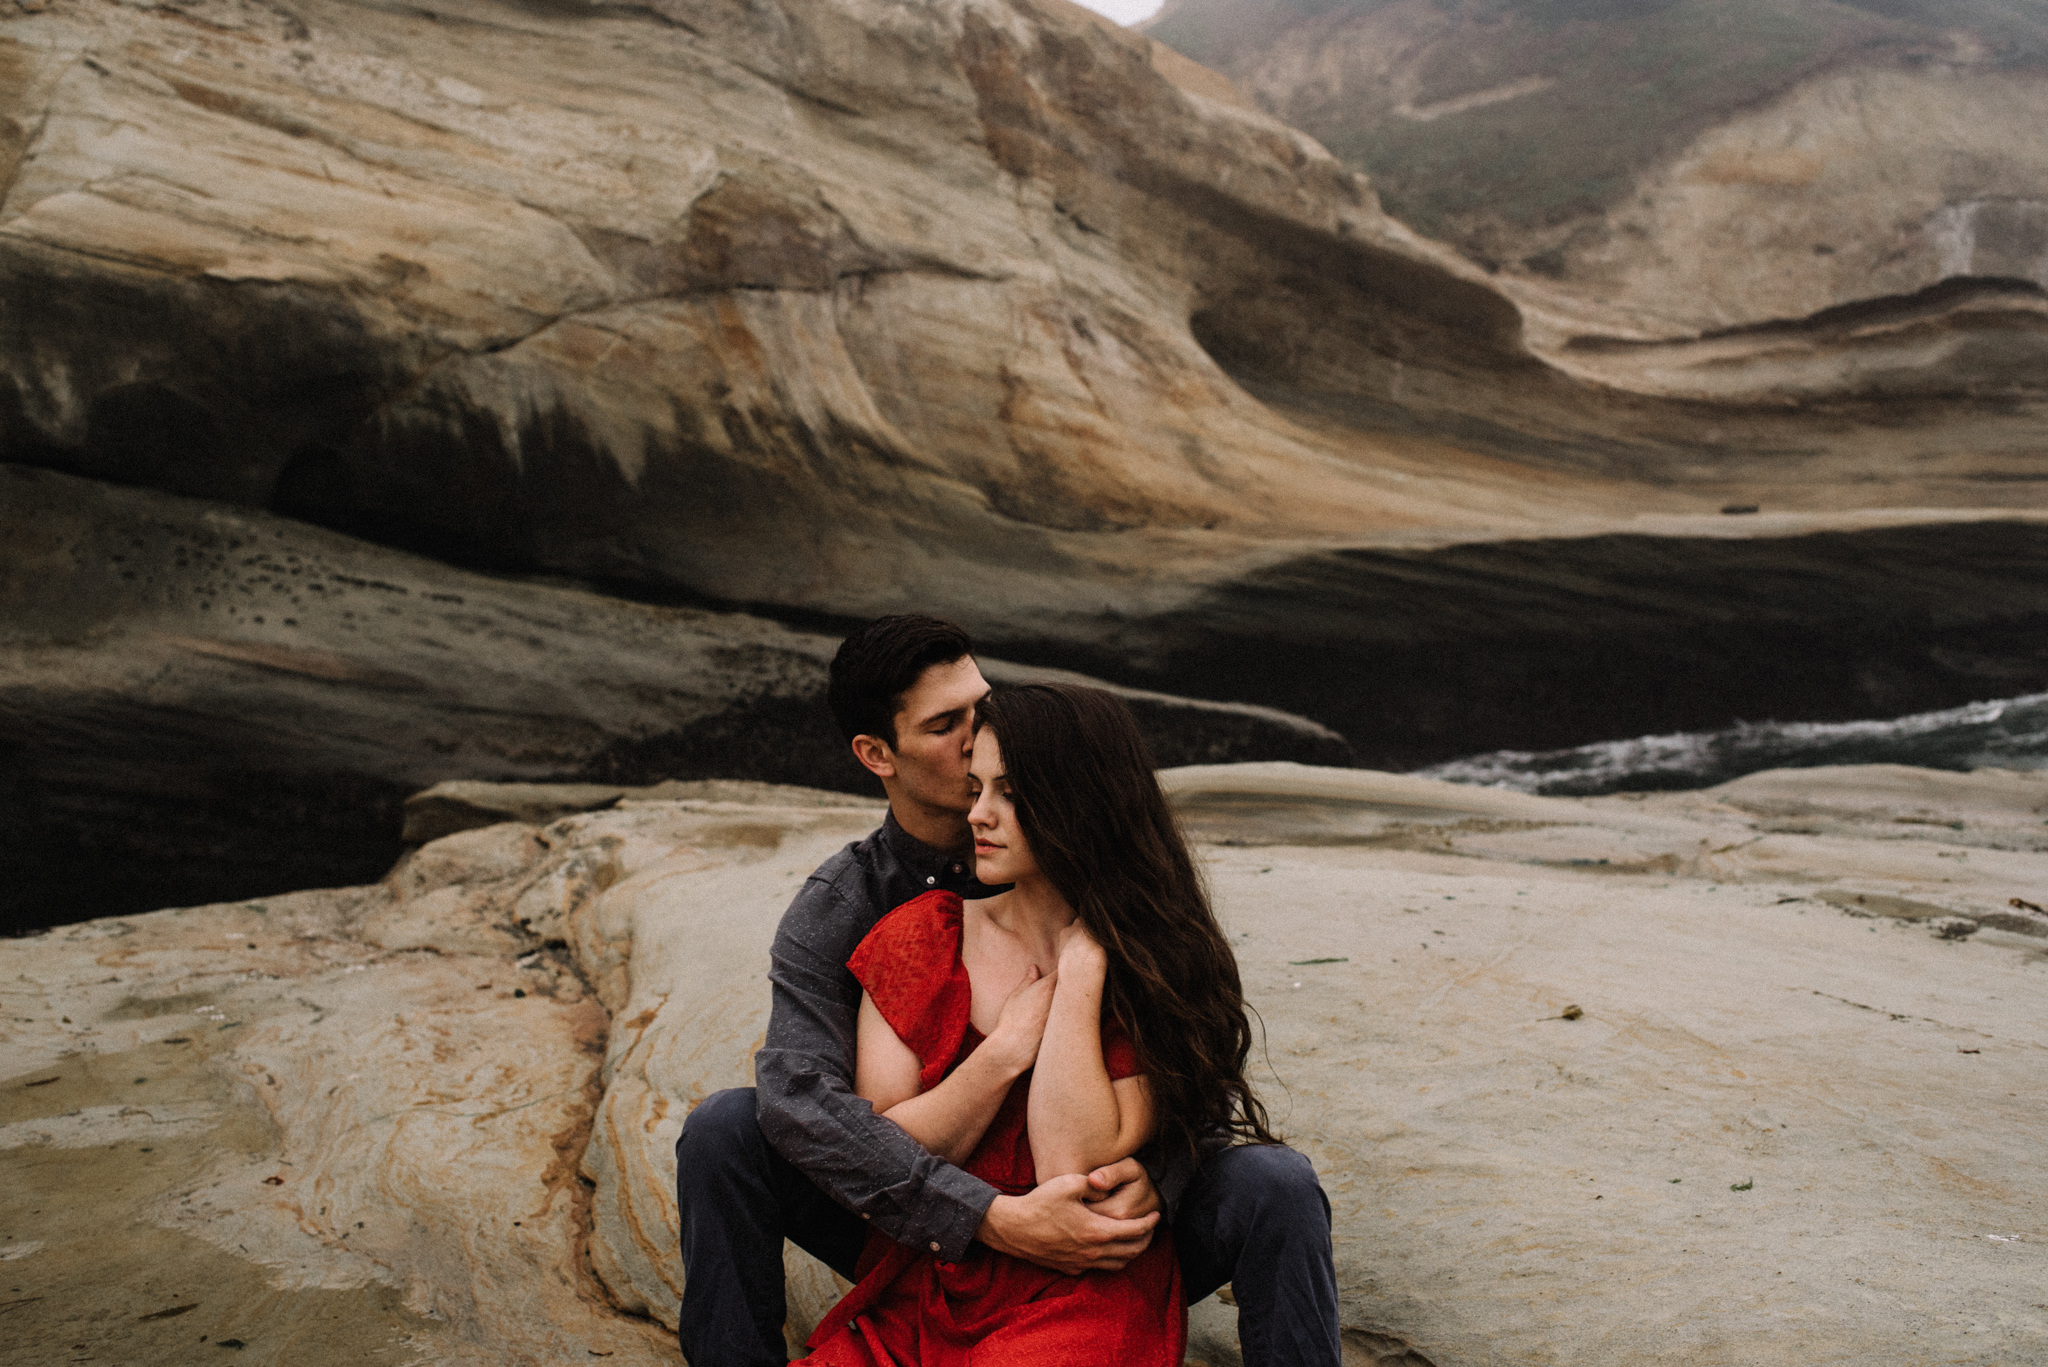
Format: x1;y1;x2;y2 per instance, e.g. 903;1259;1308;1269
976;682;1280;1167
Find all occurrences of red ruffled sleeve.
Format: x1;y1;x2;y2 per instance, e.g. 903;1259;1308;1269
848;891;972;1092
850;892;1145;1089
1102;1015;1142;1081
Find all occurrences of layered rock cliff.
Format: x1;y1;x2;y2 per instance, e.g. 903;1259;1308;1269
5;0;2048;902
0;464;1344;927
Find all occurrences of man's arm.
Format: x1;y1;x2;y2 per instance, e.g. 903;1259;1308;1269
755;876;999;1261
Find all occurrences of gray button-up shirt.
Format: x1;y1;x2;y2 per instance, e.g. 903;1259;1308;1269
753;811;1193;1261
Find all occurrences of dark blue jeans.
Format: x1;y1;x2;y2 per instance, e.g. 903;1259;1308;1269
675;1087;1340;1366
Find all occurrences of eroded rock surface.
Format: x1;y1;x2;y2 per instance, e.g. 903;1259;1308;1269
0;0;1521;599
12;457;2048;938
0;850;660;1366
0;464;1345;927
5;0;2048;757
6;765;2043;1365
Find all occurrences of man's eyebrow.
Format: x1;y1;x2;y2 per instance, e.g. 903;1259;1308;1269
912;704;967;729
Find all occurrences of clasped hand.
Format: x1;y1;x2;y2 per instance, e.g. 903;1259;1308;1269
979;1159;1162;1275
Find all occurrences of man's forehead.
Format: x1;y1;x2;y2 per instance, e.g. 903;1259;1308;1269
898;657;987;723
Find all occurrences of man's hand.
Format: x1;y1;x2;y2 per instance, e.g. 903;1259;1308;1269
1081;1156;1160;1222
978;1174;1160;1275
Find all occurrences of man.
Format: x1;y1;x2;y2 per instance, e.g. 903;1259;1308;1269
676;615;1341;1364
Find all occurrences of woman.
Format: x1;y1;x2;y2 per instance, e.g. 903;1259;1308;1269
799;682;1281;1366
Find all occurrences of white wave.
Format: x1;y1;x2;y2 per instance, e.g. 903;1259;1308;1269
1417;691;2048;796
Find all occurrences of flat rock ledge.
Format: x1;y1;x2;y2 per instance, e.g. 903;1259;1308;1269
3;764;2045;1366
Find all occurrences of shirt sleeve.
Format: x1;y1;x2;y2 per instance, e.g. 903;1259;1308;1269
754;875;997;1261
847;892;972;1093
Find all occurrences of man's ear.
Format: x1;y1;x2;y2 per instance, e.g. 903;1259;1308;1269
850;734;898;781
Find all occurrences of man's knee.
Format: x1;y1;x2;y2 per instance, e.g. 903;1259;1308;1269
676;1086;762;1171
1210;1143;1330;1233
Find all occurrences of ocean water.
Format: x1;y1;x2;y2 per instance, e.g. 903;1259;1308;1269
1416;691;2048;797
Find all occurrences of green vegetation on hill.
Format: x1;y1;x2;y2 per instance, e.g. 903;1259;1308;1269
1346;0;1903;244
1141;0;1336;72
1146;0;2048;256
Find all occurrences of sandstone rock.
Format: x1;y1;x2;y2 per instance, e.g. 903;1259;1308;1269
0;0;1520;603
581;762;2048;1362
1711;761;2048;838
13;765;2042;1365
0;464;1345;928
1514;275;2048;403
0;877;663;1366
5;0;2048;762
402;779;882;844
15;458;2048;940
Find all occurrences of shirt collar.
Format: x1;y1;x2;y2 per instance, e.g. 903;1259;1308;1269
881;809;1007;898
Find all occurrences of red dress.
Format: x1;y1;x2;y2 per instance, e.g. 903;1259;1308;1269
797;891;1185;1367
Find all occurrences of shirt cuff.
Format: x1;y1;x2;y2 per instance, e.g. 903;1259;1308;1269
923;1161;1000;1263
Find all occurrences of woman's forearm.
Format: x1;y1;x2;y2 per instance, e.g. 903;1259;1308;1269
1027;951;1134;1178
879;1044;1028;1167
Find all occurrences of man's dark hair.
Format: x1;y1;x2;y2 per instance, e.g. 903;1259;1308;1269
827;615;974;747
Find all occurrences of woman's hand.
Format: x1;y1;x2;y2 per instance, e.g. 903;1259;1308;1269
987;963;1057;1074
1028;920;1151;1179
1056;919;1107;977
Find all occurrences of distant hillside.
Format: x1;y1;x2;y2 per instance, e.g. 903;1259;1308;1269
1147;0;2048;330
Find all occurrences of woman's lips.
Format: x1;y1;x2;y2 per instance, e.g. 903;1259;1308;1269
974;841;1002;854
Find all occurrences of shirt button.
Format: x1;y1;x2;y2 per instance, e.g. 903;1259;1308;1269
925;875;936;886
929;1241;941;1253
950;863;962;874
